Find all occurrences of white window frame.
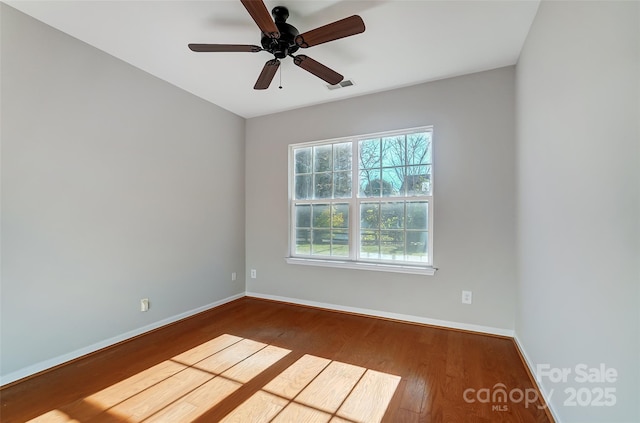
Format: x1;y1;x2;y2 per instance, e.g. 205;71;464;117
287;126;435;275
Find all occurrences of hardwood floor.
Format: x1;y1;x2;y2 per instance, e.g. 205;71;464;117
0;298;552;422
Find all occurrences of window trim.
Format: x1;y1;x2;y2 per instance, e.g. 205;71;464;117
287;126;436;274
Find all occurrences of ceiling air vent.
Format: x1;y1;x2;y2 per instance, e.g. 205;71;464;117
327;79;355;90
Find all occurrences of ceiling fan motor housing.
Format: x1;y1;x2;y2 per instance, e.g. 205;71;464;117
261;6;299;59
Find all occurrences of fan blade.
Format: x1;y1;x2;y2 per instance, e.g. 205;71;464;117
240;0;280;39
188;44;262;53
295;15;365;48
293;55;343;85
254;59;280;90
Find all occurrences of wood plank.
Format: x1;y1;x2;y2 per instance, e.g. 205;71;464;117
295;361;366;413
145;376;240;422
45;360;188;422
382;407;422;423
105;367;212;422
171;334;243;366
263;354;331;399
84;360;185;411
219;391;288;423
26;409;80;422
272;402;332;423
398;369;427;413
221;345;290;383
193;338;266;375
336;369;401;423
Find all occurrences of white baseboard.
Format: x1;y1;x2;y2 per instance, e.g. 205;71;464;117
245;291;514;338
0;293;244;387
513;334;562;423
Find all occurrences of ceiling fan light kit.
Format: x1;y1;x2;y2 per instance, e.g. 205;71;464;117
188;0;365;90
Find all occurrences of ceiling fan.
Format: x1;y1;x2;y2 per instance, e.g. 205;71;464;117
188;0;365;90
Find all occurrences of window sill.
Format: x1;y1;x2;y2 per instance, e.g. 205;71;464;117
285;257;437;275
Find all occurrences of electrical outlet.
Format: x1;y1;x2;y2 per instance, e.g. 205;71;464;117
232;272;237;281
140;298;149;312
461;291;472;305
250;269;257;279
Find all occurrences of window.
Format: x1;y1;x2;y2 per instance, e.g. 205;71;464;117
288;127;434;274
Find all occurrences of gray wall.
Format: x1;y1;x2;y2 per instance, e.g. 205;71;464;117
246;67;517;332
516;2;639;422
1;5;246;380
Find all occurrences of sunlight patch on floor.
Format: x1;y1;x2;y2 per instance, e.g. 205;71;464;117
26;336;400;423
223;354;401;423
219;391;290;423
27;334;290;422
26;409;81;423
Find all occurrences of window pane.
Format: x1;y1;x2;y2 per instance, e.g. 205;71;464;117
334;171;352;198
331;230;349;244
314;145;332;172
295;148;312;174
359;139;380;169
380;202;404;229
381;136;405;168
295;229;311;255
333;204;349;228
360;230;380;259
314;173;332;199
331;230;349;257
312;229;331;255
406;202;428;230
406;165;431;196
312;204;331;228
381;168;403;197
381;230;404;260
407;132;431;165
360;203;379;229
295;205;311;228
406;231;428;262
359;169;381;197
295;174;312;199
334;142;352;171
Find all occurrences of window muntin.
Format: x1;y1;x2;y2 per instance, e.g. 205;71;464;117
290;127;433;268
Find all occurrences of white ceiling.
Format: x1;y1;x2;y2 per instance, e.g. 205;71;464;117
5;0;540;118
